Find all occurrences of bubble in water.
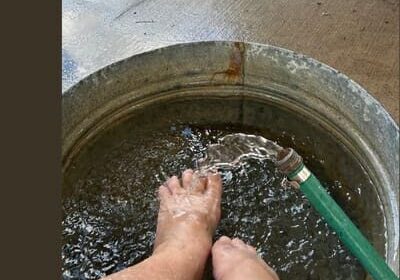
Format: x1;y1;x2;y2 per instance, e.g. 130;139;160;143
62;125;365;280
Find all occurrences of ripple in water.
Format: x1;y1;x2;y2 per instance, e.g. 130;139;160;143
197;133;283;172
62;125;365;280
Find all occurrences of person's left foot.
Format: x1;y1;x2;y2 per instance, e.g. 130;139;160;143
153;169;222;277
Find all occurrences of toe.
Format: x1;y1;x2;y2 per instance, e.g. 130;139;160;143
190;171;207;193
213;236;233;249
246;244;257;253
232;238;247;248
166;176;183;194
182;169;194;190
213;236;234;255
158;185;171;200
205;172;222;198
218;236;232;244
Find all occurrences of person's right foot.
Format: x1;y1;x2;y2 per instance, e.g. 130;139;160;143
212;236;280;280
153;169;222;279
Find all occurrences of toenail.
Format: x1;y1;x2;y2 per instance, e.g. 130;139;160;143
218;236;231;242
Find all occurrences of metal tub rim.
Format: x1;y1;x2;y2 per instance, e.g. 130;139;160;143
62;41;399;276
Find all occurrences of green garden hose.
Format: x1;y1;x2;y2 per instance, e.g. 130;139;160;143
275;148;399;280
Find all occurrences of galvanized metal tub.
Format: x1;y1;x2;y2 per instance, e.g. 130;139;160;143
62;41;399;276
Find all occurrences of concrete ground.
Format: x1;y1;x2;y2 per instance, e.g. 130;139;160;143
62;0;399;122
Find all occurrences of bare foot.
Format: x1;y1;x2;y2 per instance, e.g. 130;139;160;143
212;236;280;280
103;170;222;280
153;169;222;279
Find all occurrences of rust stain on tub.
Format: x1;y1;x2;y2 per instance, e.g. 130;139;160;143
212;42;245;84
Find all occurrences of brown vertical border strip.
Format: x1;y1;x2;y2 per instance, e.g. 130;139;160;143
0;1;61;279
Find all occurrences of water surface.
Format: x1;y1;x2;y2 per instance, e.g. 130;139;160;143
63;117;368;279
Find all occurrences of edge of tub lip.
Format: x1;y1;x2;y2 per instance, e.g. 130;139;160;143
61;40;399;132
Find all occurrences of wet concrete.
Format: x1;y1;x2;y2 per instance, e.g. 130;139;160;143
62;0;399;121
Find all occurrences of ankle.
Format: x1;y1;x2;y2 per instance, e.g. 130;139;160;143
152;240;212;280
153;233;212;257
154;219;213;253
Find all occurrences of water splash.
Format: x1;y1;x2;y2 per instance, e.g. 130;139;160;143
197;133;283;173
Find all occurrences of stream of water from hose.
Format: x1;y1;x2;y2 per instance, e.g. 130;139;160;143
197;133;283;174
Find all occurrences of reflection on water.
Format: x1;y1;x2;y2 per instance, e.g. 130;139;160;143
62;122;365;280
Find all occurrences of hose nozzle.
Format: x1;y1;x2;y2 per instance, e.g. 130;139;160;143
275;148;303;176
275;148;310;184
